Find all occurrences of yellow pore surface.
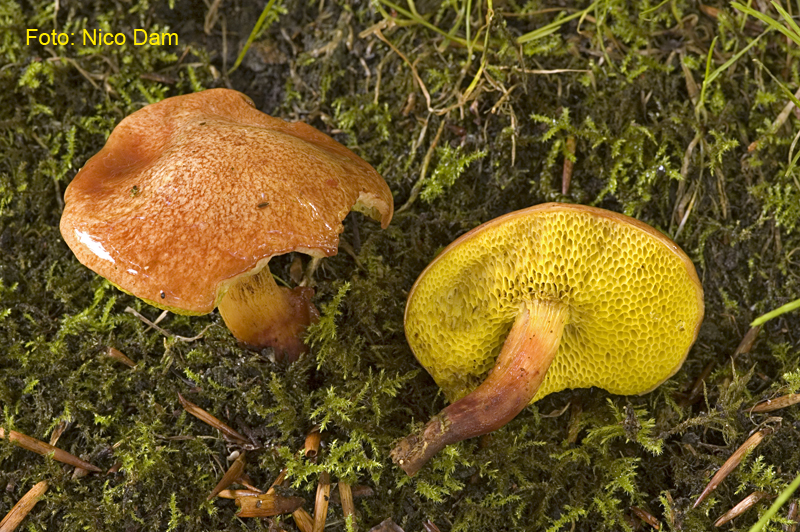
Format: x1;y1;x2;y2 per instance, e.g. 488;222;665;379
405;204;704;404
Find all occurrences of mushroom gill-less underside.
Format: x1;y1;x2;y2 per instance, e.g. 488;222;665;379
405;204;704;405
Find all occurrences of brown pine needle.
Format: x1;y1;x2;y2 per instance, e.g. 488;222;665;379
293;508;314;532
0;428;101;473
631;506;660;529
207;452;246;500
0;480;48;532
312;471;331;532
106;346;136;368
714;491;771;527
178;394;249;445
339;481;356;528
694;430;767;508
750;393;800;413
235;492;305;518
217;489;261;499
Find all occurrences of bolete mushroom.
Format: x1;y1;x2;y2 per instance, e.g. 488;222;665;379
391;203;703;476
60;89;393;361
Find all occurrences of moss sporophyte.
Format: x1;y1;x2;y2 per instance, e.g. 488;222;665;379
59;89;393;362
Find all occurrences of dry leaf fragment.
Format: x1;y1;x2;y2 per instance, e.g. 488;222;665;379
694;430;768;508
714;491;771;527
235;492;305;518
0;480;48;532
178;394;249;445
0;428;101;473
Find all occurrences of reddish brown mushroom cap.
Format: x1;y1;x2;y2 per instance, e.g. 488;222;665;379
60;89;393;315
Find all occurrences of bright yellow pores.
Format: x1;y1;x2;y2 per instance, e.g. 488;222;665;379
405;203;704;404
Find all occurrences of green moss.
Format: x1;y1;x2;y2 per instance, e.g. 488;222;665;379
4;0;800;530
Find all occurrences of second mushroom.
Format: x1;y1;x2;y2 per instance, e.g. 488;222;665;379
392;203;704;476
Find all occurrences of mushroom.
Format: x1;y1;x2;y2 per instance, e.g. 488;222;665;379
60;89;393;361
391;203;703;476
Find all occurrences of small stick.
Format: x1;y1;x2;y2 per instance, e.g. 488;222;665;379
312;471;331;532
0;480;48;532
207;452;246;500
0;428;101;473
339;481;356;529
178;394;249;445
694;430;768;508
713;491;771;527
304;428;322;460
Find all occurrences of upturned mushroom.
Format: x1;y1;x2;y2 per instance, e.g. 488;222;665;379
60;89;393;361
391;203;704;476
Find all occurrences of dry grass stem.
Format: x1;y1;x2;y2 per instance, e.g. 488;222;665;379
396;120;446;214
562;136;576;195
207;452;246;500
124;307;210;342
0;480;48;532
0;428;101;473
312;471;331;532
694;430;768;508
713;491;771;527
178;394;249;445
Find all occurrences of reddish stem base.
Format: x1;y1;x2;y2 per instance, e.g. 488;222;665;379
392;300;567;476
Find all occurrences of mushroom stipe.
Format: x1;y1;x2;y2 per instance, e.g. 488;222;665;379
392;203;704;476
